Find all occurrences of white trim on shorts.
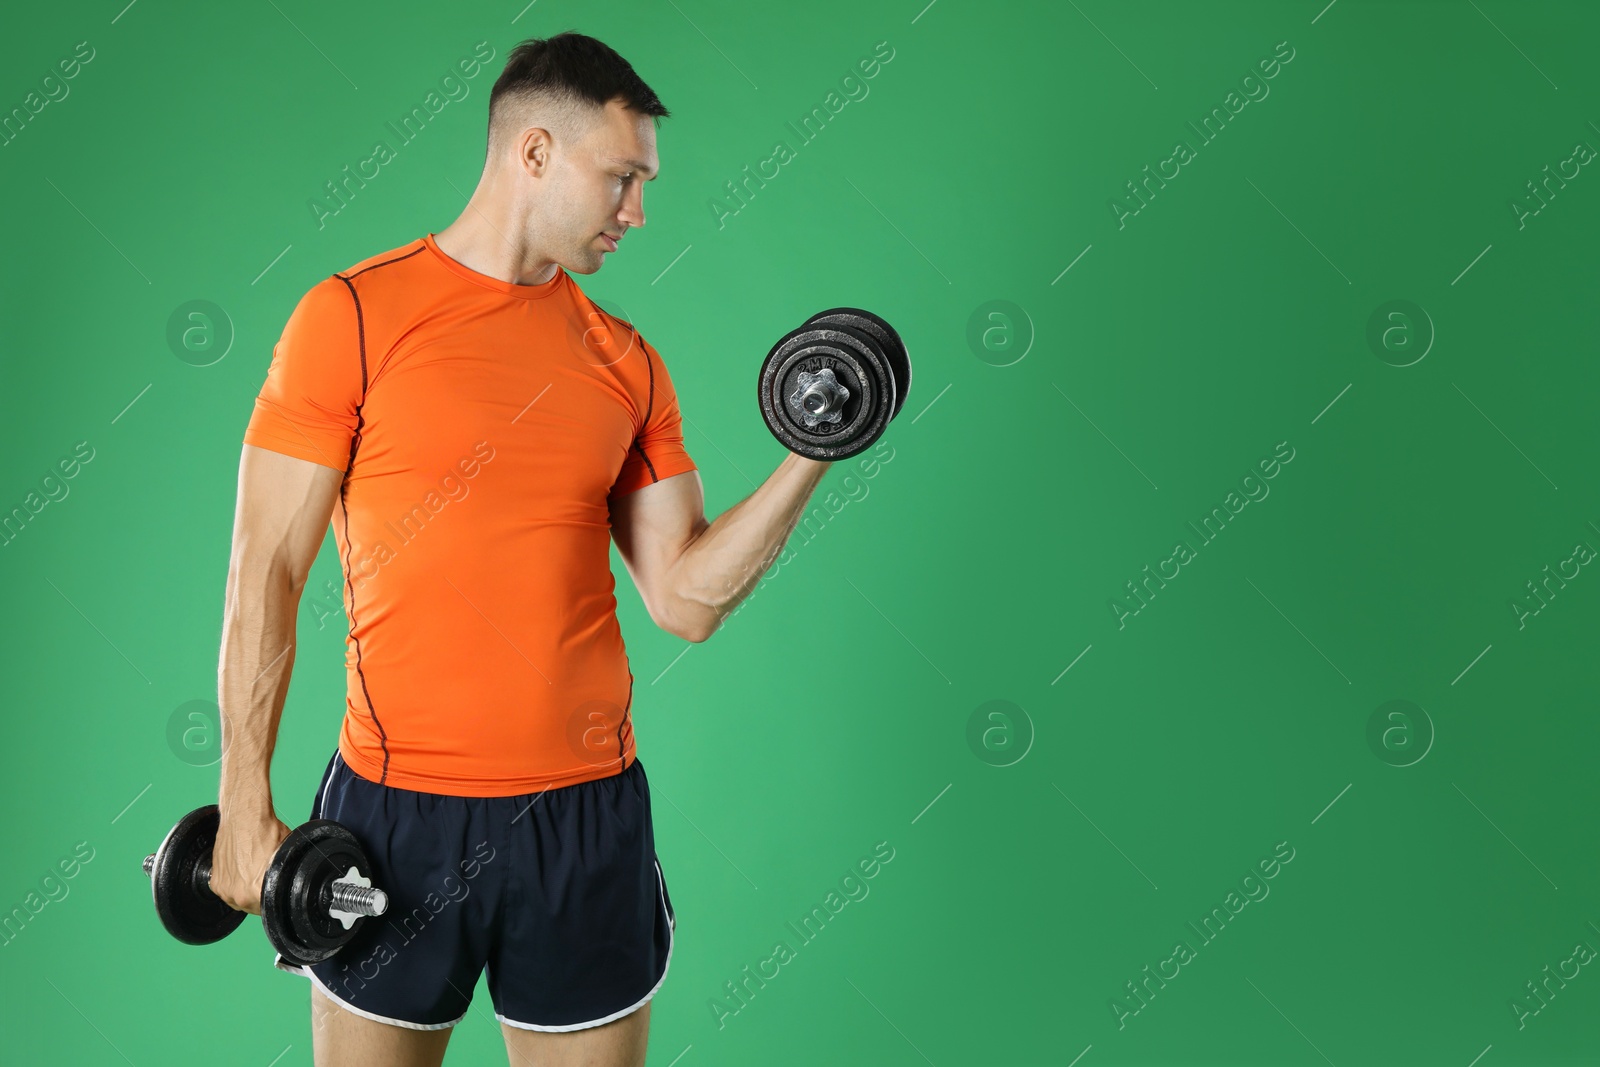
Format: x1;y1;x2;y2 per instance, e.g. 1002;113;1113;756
495;855;676;1033
312;749;344;820
301;962;468;1031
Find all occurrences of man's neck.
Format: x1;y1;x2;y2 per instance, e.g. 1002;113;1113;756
433;202;560;287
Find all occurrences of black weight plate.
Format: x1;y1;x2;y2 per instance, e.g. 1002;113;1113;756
767;335;875;438
758;325;875;453
802;308;911;421
287;831;367;962
757;323;893;461
263;820;373;967
151;805;245;945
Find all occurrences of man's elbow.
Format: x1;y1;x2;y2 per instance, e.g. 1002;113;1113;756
666;609;717;644
656;593;720;644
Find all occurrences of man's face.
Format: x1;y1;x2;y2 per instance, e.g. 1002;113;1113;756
541;99;658;275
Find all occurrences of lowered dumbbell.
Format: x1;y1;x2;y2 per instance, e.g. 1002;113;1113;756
757;307;912;461
143;804;389;966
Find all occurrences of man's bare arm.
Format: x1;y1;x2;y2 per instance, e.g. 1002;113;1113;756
210;444;344;914
609;453;831;643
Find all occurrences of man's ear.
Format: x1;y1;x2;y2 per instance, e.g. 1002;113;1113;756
519;126;553;177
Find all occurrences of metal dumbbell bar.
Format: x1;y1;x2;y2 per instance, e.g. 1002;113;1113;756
143;805;389;966
758;307;912;461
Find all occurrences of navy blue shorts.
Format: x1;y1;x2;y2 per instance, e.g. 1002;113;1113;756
274;749;675;1032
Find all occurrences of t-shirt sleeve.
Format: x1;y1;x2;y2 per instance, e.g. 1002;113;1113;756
241;275;363;472
608;336;698;499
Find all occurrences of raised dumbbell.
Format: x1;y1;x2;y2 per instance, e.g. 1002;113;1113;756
757;307;912;461
143;804;389;966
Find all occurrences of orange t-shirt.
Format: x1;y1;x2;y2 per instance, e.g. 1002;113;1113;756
242;234;697;796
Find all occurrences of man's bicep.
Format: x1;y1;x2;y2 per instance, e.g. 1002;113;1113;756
608;470;707;631
234;444;345;585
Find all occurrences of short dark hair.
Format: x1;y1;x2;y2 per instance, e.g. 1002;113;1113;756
487;31;669;155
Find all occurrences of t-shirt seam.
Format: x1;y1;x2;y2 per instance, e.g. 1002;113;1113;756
330;274;367;396
343;244;426;280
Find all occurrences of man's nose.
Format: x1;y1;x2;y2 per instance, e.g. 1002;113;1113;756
621;189;645;229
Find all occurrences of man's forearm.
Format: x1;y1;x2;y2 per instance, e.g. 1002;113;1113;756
670;452;831;638
216;563;300;823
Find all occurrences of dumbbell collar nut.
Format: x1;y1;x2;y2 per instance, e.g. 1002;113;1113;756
789;367;849;429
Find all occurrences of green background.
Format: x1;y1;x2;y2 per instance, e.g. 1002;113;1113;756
3;0;1599;1063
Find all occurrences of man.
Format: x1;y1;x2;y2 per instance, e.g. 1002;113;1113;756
210;31;831;1067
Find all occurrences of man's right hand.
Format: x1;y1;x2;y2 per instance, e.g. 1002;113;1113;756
209;812;292;915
